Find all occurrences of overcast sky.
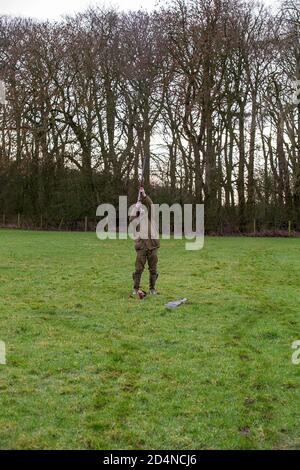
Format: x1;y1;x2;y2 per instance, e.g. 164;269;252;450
1;0;277;21
0;0;159;20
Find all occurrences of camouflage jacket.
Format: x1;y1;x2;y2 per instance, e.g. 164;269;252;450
130;194;160;251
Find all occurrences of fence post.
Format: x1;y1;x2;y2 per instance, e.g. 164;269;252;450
40;214;43;229
17;213;21;228
253;218;256;235
84;216;88;232
2;213;5;226
288;220;291;237
219;220;223;235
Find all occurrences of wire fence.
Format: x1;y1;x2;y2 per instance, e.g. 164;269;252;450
0;214;97;232
0;213;300;237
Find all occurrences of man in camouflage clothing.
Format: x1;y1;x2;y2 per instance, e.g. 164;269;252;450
131;187;160;295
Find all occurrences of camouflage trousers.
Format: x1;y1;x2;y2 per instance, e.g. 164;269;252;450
135;248;158;274
133;248;158;290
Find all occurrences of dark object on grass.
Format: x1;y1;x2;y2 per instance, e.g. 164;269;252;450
165;298;187;308
131;289;147;299
138;289;147;299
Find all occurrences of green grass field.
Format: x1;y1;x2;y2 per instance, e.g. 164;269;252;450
0;229;300;449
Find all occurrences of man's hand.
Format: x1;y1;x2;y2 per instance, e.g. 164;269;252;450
139;187;146;197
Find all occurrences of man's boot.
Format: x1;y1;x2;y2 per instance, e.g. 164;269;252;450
149;272;158;294
132;272;142;295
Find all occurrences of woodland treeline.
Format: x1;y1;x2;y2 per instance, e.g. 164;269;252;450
0;0;300;233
